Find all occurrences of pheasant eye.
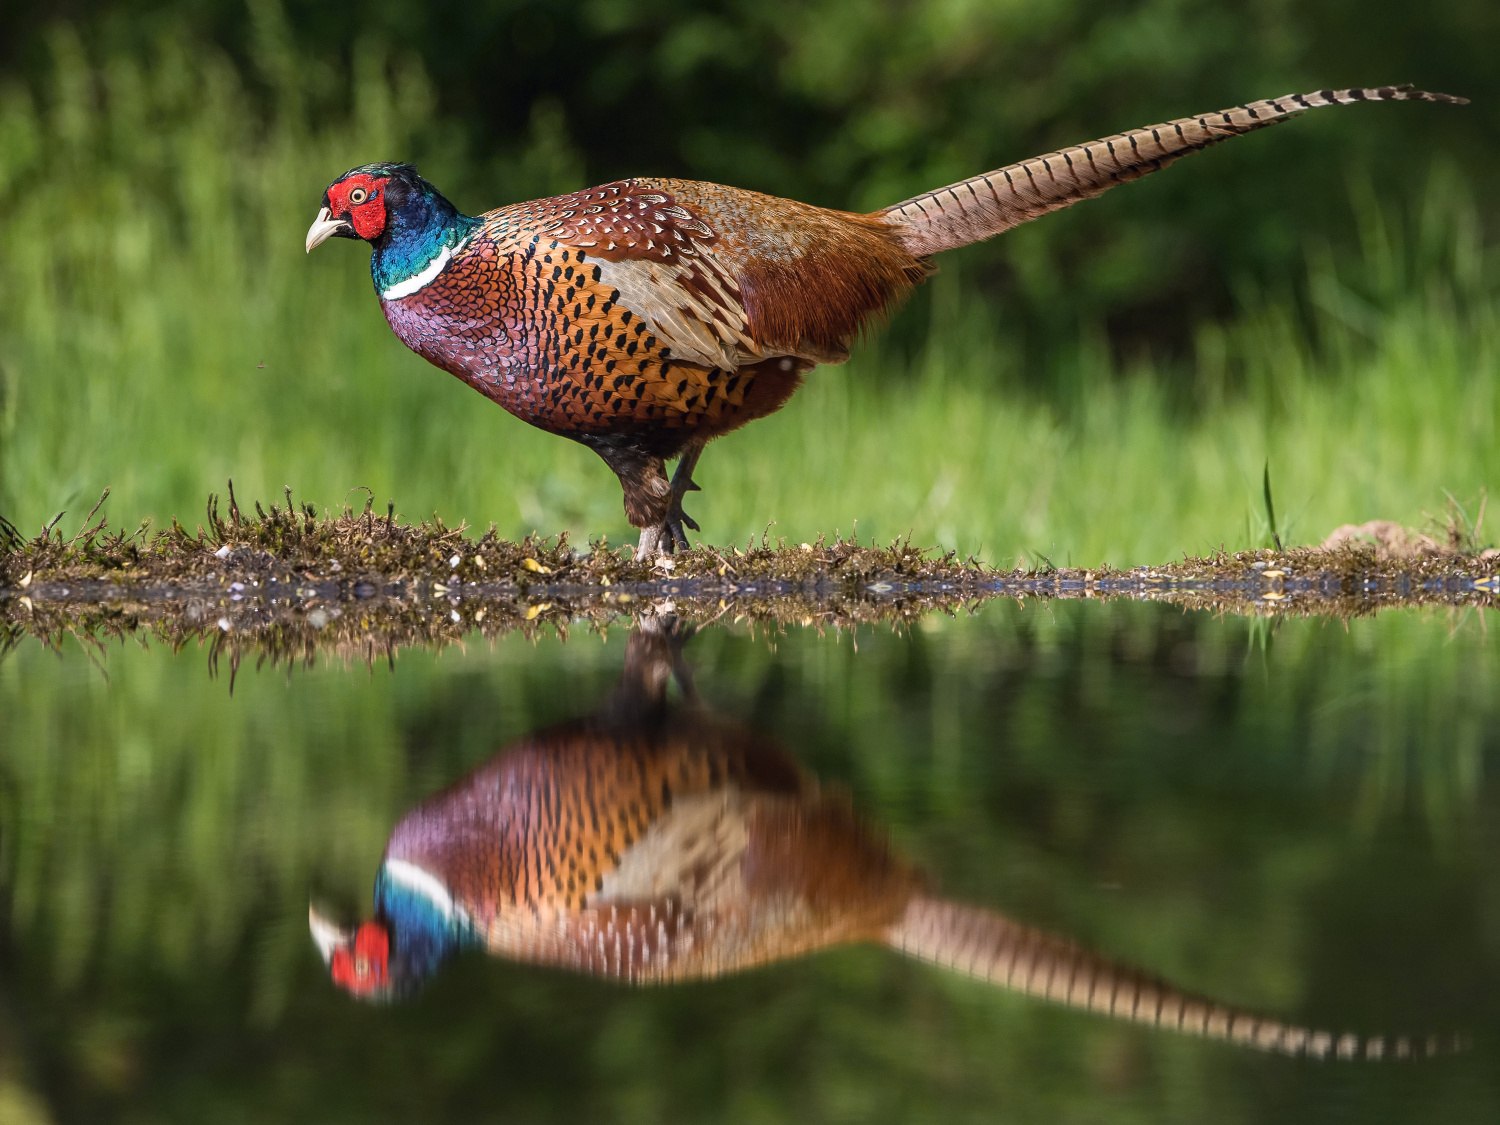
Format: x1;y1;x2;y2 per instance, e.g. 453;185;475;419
349;187;369;205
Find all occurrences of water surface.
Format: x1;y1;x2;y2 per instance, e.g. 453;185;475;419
2;599;1497;1123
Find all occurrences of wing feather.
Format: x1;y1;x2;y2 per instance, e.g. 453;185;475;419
536;179;927;369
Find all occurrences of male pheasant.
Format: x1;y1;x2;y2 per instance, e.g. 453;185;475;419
307;86;1463;555
309;621;1456;1059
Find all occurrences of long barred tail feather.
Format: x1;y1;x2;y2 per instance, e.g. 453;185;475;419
887;896;1465;1059
880;85;1467;256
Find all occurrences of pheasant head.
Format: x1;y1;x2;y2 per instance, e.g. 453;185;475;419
308;911;397;1000
309;858;481;1002
305;163;480;299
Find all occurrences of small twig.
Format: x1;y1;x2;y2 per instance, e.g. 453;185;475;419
65;489;112;548
0;513;24;551
703;545;738;575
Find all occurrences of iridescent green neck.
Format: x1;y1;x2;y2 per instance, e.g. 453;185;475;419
372;190;481;301
375;859;481;992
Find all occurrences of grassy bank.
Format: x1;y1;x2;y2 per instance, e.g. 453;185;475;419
1;32;1494;567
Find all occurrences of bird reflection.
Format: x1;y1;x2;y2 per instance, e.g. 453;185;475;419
311;616;1447;1059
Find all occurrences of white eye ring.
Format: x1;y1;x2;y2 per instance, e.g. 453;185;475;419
349;187;369;205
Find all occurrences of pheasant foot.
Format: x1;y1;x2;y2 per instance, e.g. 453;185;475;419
636;446;704;557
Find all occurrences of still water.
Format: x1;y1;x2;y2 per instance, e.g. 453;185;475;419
2;599;1498;1123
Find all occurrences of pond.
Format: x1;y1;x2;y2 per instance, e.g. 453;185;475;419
2;594;1498;1123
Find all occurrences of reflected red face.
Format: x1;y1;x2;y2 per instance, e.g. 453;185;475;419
329;921;391;996
325;173;391;241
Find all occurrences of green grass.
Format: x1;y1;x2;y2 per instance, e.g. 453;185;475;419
1;30;1494;568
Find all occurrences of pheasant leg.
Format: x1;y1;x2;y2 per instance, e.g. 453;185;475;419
637;444;704;557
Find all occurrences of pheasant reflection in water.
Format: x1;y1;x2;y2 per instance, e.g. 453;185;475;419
310;618;1455;1060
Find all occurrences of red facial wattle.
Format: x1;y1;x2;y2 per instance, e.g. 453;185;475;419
327;174;389;241
329;921;391;994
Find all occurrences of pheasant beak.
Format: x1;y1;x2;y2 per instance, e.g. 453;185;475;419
305;207;351;253
309;901;353;965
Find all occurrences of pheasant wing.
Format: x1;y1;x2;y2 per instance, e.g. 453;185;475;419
541;182;766;370
541;178;930;368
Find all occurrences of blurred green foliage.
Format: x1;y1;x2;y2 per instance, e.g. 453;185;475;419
0;0;1495;561
2;605;1498;1122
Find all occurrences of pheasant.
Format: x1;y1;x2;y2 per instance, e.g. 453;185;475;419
309;620;1457;1059
306;86;1463;555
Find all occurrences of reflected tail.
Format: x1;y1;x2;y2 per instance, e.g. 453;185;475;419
886;896;1460;1059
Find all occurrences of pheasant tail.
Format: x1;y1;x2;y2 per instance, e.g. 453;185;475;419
886;895;1460;1059
881;86;1468;256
